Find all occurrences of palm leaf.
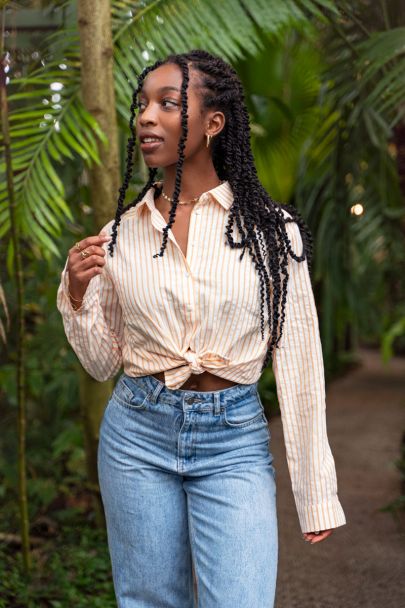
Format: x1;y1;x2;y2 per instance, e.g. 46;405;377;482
0;0;338;257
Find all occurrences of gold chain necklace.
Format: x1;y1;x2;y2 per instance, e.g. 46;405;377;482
161;190;200;206
153;181;225;205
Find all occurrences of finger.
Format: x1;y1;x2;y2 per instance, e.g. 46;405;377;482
310;531;332;544
302;531;326;541
79;244;107;257
69;255;106;280
76;265;104;283
70;234;111;254
79;253;107;270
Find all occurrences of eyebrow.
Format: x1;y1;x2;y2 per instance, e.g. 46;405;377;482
139;86;180;95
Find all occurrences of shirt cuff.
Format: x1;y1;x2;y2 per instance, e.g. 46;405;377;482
297;496;347;533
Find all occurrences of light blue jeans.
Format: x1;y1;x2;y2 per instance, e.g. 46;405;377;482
97;372;278;607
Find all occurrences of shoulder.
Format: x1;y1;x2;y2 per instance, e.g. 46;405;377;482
276;205;298;233
97;210;137;239
282;209;293;221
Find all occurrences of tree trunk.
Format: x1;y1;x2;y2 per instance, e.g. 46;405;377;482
77;0;121;526
1;9;31;575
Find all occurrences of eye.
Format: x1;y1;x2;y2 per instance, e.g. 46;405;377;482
162;99;179;108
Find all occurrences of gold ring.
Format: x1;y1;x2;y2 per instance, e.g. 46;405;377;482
80;249;90;259
75;242;82;251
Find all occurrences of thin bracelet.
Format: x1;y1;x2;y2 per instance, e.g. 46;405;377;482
68;288;83;302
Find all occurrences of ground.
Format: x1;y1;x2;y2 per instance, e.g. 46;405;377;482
273;347;405;608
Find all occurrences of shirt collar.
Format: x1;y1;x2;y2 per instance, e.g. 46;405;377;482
130;180;233;217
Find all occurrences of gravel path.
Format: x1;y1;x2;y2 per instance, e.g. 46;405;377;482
272;346;405;608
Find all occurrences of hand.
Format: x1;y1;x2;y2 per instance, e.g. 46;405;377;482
67;232;112;302
302;529;333;544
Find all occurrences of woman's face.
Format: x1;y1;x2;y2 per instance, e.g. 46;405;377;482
135;62;214;168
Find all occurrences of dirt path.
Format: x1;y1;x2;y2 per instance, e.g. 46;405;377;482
272;346;405;608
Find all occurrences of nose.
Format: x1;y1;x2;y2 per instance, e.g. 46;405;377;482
138;102;158;127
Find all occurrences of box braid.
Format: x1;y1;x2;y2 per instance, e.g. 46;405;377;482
107;49;313;372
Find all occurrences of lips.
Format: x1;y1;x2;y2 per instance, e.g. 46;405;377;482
139;133;164;153
140;140;163;153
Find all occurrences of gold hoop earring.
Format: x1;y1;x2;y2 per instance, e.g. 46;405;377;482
206;134;212;147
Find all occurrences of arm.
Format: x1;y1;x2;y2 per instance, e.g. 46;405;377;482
271;219;346;534
56;235;124;382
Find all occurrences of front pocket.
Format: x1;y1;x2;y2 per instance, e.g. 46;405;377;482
113;376;149;410
223;393;265;428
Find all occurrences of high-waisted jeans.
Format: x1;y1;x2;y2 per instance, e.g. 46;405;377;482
97;372;278;608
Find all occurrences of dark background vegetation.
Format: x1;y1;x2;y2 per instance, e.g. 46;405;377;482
1;1;404;605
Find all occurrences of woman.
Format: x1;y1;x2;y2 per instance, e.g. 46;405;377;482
57;49;346;607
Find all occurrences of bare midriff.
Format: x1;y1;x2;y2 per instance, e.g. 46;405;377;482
151;371;238;392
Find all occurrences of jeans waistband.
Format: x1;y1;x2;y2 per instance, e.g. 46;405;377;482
121;372;259;409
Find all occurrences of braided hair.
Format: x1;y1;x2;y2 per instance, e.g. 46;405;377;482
107;49;313;372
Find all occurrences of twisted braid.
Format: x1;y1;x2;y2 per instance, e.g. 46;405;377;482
108;49;314;371
107;59;165;258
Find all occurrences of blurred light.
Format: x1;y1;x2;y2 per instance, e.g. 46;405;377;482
387;143;397;159
353;184;364;196
359;160;368;171
51;93;61;102
59;63;68;70
80;203;92;215
142;50;150;60
50;82;64;91
350;203;364;216
32;51;40;59
345;173;353;185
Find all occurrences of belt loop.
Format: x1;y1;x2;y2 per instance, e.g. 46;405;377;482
213;392;221;416
149;381;165;404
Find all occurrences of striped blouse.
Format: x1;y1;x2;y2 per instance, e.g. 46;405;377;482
56;180;346;534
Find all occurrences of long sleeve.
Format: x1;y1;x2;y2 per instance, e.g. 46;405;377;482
56;237;124;382
271;219;346;534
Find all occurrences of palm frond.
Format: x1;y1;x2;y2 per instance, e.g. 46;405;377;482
0;41;108;258
111;0;338;120
0;0;339;257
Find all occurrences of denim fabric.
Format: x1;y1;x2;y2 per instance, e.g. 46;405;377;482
98;372;278;607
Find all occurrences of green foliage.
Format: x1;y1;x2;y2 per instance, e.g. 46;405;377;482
237;28;325;202
0;229;90;528
0;0;337;264
309;11;405;362
0;522;115;607
381;315;405;363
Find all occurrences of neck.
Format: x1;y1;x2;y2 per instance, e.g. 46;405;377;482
160;158;222;201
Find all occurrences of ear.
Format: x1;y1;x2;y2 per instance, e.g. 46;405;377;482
205;110;225;138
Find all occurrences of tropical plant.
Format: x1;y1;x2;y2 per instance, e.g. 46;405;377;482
0;0;338;261
1;0;340;576
299;6;405;368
